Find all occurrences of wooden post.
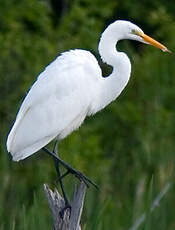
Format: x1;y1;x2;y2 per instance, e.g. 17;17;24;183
44;182;87;230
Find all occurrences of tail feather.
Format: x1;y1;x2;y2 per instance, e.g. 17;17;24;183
10;135;56;161
6;105;58;161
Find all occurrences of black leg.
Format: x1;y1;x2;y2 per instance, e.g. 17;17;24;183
52;141;70;207
42;147;99;189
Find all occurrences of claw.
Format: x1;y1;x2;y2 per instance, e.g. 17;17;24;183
59;204;72;219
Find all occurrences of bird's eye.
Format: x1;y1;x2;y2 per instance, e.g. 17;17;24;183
131;29;140;35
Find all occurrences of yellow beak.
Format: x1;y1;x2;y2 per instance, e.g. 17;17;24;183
138;32;170;52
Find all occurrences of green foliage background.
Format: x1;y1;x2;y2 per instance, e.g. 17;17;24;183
0;0;175;229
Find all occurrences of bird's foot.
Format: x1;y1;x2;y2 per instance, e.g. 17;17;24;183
59;167;99;189
59;203;72;219
43;147;99;189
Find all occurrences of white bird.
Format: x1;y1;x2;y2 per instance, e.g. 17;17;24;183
7;20;169;162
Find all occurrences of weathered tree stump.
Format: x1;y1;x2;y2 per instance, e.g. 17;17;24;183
44;182;86;230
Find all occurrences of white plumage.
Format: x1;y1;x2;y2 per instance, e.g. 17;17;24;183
7;50;102;160
7;20;168;161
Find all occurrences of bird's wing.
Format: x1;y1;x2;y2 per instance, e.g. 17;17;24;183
7;49;102;161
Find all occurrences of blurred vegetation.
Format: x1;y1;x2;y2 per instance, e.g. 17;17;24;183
0;0;175;229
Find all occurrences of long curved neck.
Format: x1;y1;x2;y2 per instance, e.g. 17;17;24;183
90;23;131;114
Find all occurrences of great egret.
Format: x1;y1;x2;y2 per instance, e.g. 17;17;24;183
7;20;169;187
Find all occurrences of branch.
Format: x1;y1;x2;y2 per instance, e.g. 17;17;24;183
44;182;87;230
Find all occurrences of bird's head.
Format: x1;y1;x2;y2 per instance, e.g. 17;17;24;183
119;20;170;52
99;20;170;65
